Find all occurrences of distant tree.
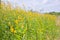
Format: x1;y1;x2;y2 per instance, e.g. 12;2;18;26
48;12;60;15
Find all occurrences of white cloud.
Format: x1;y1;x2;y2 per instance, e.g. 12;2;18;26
41;0;48;4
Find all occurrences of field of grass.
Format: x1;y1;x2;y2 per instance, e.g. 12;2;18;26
0;3;60;40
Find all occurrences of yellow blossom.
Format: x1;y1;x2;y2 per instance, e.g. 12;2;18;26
10;26;16;33
14;20;19;24
18;16;24;21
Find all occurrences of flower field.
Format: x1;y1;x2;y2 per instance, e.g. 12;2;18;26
0;3;60;40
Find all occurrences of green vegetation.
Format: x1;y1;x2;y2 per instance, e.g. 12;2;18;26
48;12;60;16
0;3;60;40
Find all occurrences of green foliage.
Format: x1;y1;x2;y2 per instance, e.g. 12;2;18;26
0;3;60;40
48;12;60;16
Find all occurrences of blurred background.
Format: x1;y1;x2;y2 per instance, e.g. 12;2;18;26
1;0;60;13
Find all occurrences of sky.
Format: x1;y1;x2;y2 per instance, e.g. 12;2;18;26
2;0;60;13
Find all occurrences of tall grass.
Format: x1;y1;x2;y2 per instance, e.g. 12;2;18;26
0;2;60;40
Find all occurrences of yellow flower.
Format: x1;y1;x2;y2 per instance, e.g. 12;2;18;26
10;26;16;33
15;20;19;24
18;16;24;21
29;13;32;16
14;30;16;33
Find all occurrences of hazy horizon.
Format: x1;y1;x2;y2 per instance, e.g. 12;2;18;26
2;0;60;13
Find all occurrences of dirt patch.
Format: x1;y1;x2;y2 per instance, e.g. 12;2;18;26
56;16;60;26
